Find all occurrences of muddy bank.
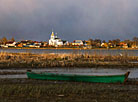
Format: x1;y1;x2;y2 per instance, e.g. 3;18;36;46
0;79;138;102
0;71;25;75
0;52;138;69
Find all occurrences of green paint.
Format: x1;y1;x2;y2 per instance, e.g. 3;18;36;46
26;71;130;83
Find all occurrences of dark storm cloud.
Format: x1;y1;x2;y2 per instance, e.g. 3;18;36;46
0;0;138;41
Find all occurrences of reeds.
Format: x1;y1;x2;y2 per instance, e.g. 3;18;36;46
0;52;138;68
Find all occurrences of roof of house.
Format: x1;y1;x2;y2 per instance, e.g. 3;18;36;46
74;40;83;43
6;41;15;44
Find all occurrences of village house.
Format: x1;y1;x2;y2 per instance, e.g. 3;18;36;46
0;45;8;48
16;43;23;47
29;41;42;48
72;40;84;46
119;42;128;48
84;40;91;46
41;42;48;47
82;40;92;49
19;40;34;47
101;42;108;48
20;40;29;47
5;41;17;47
62;40;69;46
108;43;114;48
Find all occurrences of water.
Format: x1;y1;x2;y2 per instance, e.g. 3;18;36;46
1;49;138;56
0;68;138;79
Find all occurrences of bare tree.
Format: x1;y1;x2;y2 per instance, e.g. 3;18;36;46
1;37;7;45
133;37;138;41
88;39;93;46
132;37;138;46
10;37;15;42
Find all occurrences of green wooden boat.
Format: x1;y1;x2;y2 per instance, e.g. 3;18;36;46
26;70;130;83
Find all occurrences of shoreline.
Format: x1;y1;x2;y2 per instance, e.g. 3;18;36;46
0;63;138;69
1;47;138;50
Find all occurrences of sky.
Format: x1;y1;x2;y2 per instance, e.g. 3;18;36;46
0;0;138;42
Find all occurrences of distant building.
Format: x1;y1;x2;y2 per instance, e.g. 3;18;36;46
5;41;17;47
49;31;64;46
32;41;42;48
72;40;84;46
119;42;128;48
101;43;108;48
20;40;31;47
42;42;48;47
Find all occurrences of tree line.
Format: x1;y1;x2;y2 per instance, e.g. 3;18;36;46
0;37;15;44
0;36;138;46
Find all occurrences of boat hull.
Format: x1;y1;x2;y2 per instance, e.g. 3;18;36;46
26;71;130;83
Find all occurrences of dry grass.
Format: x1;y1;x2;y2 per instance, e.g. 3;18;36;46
0;52;138;68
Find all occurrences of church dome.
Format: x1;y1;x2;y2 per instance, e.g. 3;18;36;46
51;32;54;36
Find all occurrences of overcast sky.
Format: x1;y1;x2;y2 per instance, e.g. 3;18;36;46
0;0;138;41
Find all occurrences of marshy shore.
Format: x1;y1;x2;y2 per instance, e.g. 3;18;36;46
0;78;138;102
0;52;138;101
0;52;138;69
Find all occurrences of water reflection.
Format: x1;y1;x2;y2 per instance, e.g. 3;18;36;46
1;49;138;56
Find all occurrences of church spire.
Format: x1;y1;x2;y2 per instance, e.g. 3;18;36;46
51;29;54;36
50;29;55;39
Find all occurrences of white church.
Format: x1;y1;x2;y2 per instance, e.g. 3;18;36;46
49;31;66;46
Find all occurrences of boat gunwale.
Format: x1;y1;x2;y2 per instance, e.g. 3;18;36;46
27;71;129;77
